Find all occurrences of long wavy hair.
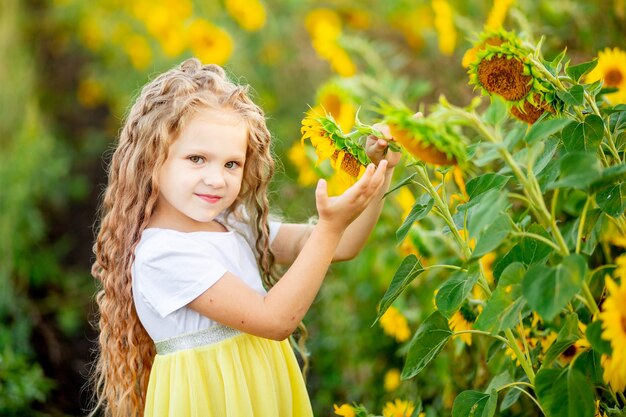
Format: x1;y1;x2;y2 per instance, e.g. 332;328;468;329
89;58;278;417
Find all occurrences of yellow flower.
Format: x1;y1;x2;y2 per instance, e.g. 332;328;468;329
382;399;415;417
187;19;234;65
123;35;152;71
334;403;356;417
287;143;318;187
338;7;371;30
305;8;342;37
384;368;402;392
396;187;416;220
601;353;626;392
585;47;626;105
431;0;457;55
599;276;626;391
225;0;266;31
485;0;516;30
380;306;411;343
310;83;357;132
449;307;474;345
614;255;626;280
155;25;188;57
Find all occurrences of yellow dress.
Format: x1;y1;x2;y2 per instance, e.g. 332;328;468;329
144;325;313;417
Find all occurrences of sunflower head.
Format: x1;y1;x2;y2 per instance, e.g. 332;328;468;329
468;29;563;123
381;105;466;166
309;80;359;132
585;47;626;105
300;112;370;182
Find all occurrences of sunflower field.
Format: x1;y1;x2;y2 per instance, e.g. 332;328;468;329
1;0;625;416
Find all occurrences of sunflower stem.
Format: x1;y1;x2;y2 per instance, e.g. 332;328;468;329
505;328;536;385
576;195;592;254
451;329;509;346
511;232;564;255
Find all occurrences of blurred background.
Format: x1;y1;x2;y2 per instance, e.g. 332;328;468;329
0;0;624;415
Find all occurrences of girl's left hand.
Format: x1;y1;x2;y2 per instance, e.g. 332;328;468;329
365;123;402;169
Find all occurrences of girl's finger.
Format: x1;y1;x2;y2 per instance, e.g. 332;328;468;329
315;179;328;209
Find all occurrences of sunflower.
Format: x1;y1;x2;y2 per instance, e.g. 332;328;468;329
382;399;417;417
431;0;457;55
382;106;466;165
485;0;516;30
379;306;411;343
300;113;369;182
585;47;626;105
224;0;266;31
333;404;357;417
187;19;234;65
384;368;402;392
467;29;563;124
449;303;476;345
599;275;626;391
309;81;358;132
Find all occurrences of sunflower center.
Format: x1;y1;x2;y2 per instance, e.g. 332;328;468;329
477;55;532;101
605;68;623;87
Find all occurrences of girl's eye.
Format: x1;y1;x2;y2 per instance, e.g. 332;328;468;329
225;161;240;169
188;155;204;164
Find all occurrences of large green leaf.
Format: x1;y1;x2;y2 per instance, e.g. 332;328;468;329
465;173;510;201
572;350;604;385
493;224;553;279
483;96;508;125
436;266;480;318
452;389;498;417
374;255;425;324
609;110;626;134
475;262;527;333
557;85;585;107
402;311;452;379
565;58;598;82
522;254;587;321
466;189;509;239
596;182;626;218
542;313;579;368
548;152;602;190
396;193;434;243
471;214;511;259
562;114;604;152
535;368;595;417
585;320;611;356
525;117;571;144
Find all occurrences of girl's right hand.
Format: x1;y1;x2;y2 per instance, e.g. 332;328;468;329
314;160;388;234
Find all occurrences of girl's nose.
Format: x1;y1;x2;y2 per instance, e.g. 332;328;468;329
203;168;226;188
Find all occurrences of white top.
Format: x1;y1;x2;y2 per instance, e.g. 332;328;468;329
131;218;281;341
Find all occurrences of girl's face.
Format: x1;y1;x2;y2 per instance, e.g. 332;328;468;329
152;108;248;232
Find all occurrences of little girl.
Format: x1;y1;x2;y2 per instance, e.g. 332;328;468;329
90;58;400;417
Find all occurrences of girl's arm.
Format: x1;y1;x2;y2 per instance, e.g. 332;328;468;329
188;161;388;340
272;125;402;264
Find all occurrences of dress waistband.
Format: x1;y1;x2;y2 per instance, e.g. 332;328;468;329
155;324;242;355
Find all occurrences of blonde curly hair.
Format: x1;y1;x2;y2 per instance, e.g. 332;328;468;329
89;58;277;416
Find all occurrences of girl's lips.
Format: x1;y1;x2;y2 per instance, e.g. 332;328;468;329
196;194;222;204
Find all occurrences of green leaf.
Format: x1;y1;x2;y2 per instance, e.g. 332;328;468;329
385;173;417;198
452;389;498;417
465;173;511;200
557;85;585;106
609;110;626;134
493;224;552;278
548;152;602;190
500;379;525;411
471;214;511;259
572;350;603;385
562;114;605;152
596;182;626;218
522;254;587;321
542;313;580;368
535;368;595;417
483;96;509;125
436;266;480;318
374;255;425;324
402;311;452;379
396;194;434;243
475;262;527;333
590;163;626;190
525;117;571;144
585;320;612;356
565;58;598;82
466;189;509;239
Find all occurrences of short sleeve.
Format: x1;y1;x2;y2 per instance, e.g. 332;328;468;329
269;220;281;244
133;233;228;318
